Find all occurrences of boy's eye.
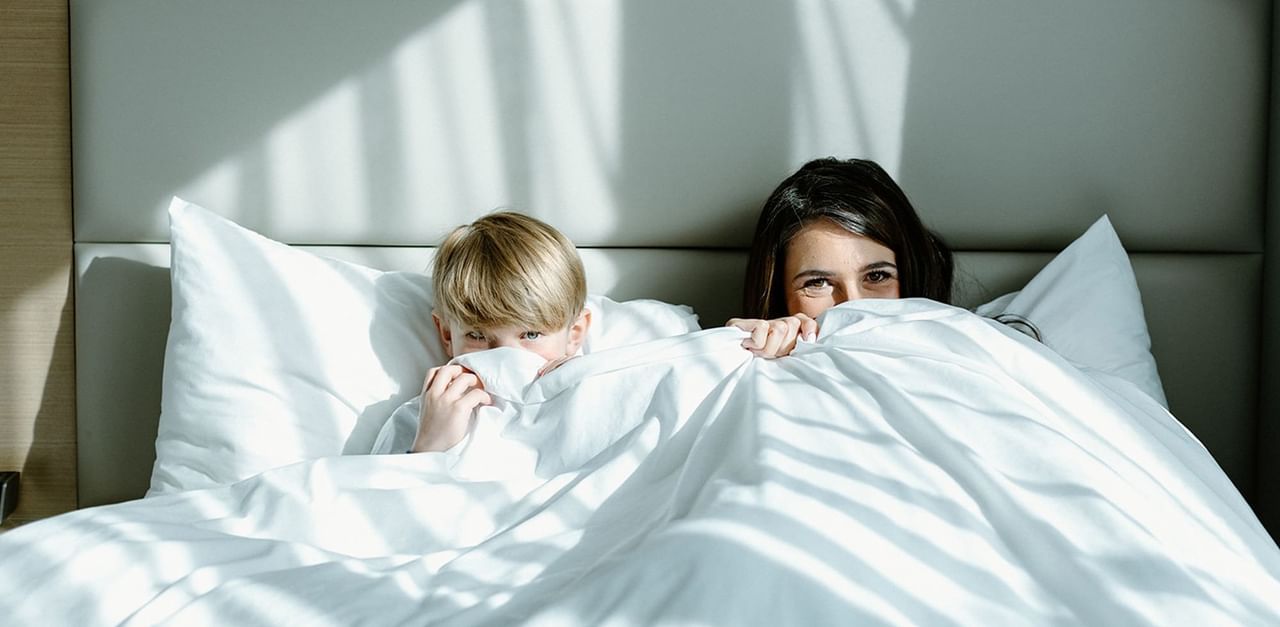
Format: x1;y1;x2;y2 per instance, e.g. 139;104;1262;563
465;331;487;341
521;331;543;341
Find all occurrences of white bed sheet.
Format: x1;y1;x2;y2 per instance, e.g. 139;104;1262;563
2;299;1277;625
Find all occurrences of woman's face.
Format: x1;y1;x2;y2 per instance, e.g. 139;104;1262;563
783;220;900;318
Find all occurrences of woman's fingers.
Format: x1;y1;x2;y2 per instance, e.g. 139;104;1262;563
727;316;812;357
750;320;771;350
759;318;788;356
725;318;769;350
796;313;819;343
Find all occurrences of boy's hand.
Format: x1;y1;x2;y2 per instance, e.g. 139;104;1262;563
537;354;577;377
726;313;818;358
410;365;492;453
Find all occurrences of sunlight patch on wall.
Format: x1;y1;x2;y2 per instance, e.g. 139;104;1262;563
392;0;508;224
182;160;243;224
789;0;915;174
175;0;621;243
265;79;370;239
525;0;620;235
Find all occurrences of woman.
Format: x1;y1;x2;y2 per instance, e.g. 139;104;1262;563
728;157;953;357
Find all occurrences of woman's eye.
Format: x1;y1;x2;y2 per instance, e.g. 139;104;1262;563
521;331;543;341
865;271;895;284
801;278;832;292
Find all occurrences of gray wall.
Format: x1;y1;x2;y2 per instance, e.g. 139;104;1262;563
73;1;1267;251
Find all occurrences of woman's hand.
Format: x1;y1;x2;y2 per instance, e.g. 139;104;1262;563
725;313;819;358
410;365;492;453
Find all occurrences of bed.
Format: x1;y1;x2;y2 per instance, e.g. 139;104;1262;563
2;0;1277;624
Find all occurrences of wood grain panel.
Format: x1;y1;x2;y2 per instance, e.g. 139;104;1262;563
0;0;75;527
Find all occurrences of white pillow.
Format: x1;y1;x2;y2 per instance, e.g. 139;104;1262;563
584;295;699;354
975;215;1168;407
150;198;702;495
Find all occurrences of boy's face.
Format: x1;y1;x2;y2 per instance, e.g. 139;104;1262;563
434;309;592;362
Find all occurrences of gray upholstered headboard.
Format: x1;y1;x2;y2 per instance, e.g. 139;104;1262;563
70;0;1277;536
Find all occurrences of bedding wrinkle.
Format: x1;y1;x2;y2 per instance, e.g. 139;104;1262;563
524;339;1030;624
849;376;1154;624
852;315;1258;567
760;448;1042;613
427;333;763;623
524;520;921;626
467;357;758;624
809;308;1248;623
757;433;992;550
754;359;1064;619
315;335;759;624
1086;370;1280;566
983;354;1278;572
632;503;970;627
121;535;364;626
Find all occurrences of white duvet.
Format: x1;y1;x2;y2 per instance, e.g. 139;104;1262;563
2;300;1278;626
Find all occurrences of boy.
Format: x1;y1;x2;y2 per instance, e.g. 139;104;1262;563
391;211;592;454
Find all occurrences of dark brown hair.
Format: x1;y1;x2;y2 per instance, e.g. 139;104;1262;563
742;158;953;318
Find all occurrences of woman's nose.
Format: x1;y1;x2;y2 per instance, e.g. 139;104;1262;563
833;282;862;304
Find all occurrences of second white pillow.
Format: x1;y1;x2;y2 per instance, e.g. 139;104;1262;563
975;215;1167;407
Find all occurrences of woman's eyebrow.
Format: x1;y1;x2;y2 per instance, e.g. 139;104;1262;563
862;261;897;272
791;268;835;282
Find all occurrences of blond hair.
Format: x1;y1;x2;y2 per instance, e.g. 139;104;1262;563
432;211;586;331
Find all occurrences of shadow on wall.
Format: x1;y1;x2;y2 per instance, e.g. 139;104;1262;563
610;0;794;247
896;1;1266;252
16;292;76;525
74;256;172;506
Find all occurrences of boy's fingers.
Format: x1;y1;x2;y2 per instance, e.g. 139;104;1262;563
422;366;442;393
426;365;466;397
443;372;482;399
460;388;492;410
